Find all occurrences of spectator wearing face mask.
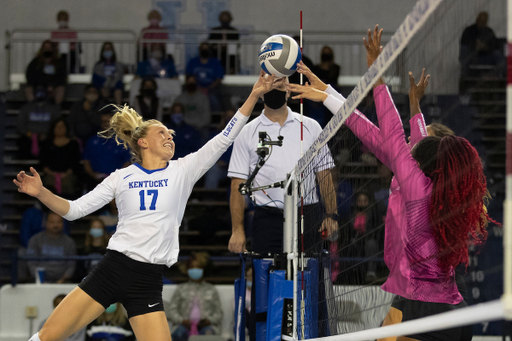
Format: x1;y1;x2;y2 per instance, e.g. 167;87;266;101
25;40;67;105
140;10;170;62
174;76;211;131
83;219;109;274
186;42;225;112
85;303;135;341
82;113;131;191
136;43;177;79
68;85;105;146
165;102;201;159
166;253;223;341
17;86;61;159
92;42;125;105
39;294;86;341
208;10;240;74
132;77;162;120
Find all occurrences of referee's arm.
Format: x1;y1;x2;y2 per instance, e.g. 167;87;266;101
229;177;247;253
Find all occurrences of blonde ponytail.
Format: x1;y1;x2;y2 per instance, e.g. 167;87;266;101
98;104;160;164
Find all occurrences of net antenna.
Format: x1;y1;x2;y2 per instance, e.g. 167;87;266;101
287;0;512;339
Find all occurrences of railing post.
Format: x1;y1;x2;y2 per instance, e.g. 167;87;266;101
11;251;18;287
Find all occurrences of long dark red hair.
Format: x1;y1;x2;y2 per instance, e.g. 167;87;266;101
413;135;494;273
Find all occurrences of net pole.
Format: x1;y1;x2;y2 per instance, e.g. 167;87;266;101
504;0;512;320
292;173;298;341
299;10;306;341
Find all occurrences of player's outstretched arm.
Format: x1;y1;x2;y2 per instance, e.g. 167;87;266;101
363;24;385;88
13;167;70;216
409;68;430;119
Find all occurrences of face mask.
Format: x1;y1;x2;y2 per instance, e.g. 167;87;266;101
200;49;210;58
58;21;68;28
264;89;287;110
185;83;197;93
321;53;333;63
85;93;99;103
89;227;104;238
103;50;113;59
43;51;53;59
149;18;160;27
188;268;203;280
221;20;230;28
246;280;252;289
171;112;184;125
35;90;47;102
105;303;117;313
151;50;163;60
143;88;156;97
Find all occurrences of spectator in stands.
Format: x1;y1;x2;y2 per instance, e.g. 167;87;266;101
51;10;82;74
186;42;225;112
308;46;341;126
167;252;223;341
83;219;109;274
39;118;81;198
132;77;163;120
92;42;125;105
39;294;86;341
460;11;506;77
85;303;135;341
68;84;105;146
83;113;131;191
175;76;211;131
208;10;240;74
99;200;119;236
136;43;177;79
165;102;201;159
25;40;67;105
314;46;340;87
17;86;61;159
140;10;169;61
349;191;382;283
26;212;76;283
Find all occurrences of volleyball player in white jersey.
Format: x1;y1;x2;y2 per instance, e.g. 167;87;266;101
15;71;282;341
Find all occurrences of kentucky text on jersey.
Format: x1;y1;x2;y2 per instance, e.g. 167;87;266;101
128;179;169;189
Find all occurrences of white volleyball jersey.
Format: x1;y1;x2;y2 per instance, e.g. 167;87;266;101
64;112;249;267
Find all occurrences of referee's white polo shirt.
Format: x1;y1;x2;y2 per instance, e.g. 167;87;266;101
228;107;333;209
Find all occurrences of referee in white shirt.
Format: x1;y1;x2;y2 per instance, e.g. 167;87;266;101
227;77;338;255
15;71;283;341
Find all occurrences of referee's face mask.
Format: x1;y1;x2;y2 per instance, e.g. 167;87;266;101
264;89;287;110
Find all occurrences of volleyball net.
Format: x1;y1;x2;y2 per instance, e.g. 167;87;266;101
286;0;511;339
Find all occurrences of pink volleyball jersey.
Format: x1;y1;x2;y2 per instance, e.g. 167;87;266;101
323;84;462;304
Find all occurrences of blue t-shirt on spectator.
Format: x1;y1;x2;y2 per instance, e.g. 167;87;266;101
83;135;131;175
136;59;177;78
186;57;224;88
166;122;202;159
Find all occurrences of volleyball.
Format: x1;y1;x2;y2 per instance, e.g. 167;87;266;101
258;34;302;78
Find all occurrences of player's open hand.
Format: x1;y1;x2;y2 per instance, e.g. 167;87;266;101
295;61;328;91
252;70;279;96
409;68;430;103
363;24;383;68
288;82;328;102
228;229;247;253
13;167;43;198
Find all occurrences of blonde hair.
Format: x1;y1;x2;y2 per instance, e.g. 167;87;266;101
99;105;161;164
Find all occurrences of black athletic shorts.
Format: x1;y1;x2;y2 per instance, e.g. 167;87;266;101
78;250;166;319
391;295;472;341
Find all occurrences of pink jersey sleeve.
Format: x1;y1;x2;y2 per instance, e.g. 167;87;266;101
409;113;428;147
373;85;431;202
323;86;388;165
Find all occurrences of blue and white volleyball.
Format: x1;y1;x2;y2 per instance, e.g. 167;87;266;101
258;34;302;78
